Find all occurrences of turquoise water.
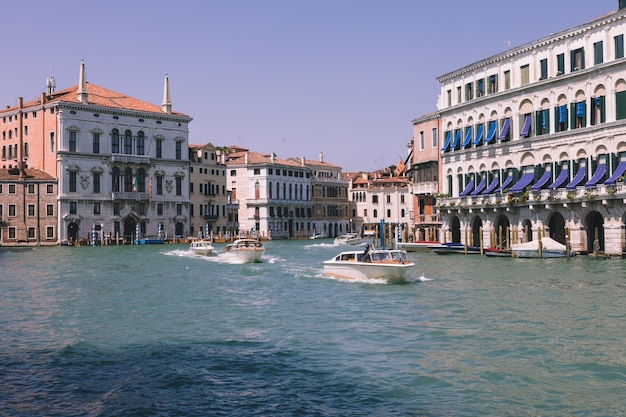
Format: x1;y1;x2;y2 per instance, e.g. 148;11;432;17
1;241;625;416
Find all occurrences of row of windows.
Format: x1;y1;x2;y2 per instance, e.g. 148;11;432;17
241;168;311;178
268;206;313;218
418;128;439;150
190;182;226;195
1;226;55;240
1;144;24;160
446;35;625;107
67;201;180;217
65;168;182;196
362;208;407;219
370;194;407;204
0;203;55;218
2;111;38;124
0;184;55;194
190;166;225;176
189;204;226;218
265;182;311;201
442;90;626;153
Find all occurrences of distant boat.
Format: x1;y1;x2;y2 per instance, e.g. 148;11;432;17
223;238;265;263
189;239;214;256
309;233;326;240
511;237;575;258
483;247;512;257
135;238;165;244
333;233;361;245
323;245;414;283
428;242;482;255
398;241;439;252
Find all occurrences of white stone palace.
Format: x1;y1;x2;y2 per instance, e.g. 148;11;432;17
436;3;626;256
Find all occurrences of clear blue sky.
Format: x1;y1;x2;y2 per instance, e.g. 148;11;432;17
1;1;617;171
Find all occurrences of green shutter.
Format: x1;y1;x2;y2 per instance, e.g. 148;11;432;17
601;96;606;123
616;91;626;120
534;164;542;181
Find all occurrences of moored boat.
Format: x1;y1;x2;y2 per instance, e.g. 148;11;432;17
190;239;214;256
483;247;512;257
511;237;575;258
223;238;265;263
333;233;361;245
398;241;439;252
323;245;414;282
428;242;482;255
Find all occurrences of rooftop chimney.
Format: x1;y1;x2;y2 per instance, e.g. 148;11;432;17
77;59;88;104
162;73;172;114
319;152;324;163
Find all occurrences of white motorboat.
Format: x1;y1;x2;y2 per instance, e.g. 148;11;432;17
190;239;214;255
333;233;361;245
309;233;326;240
223;238;265;263
323;245;414;282
511;237;575;258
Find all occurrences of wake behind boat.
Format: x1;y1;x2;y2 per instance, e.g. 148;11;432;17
223;238;265;263
333;233;361;245
323;245;414;283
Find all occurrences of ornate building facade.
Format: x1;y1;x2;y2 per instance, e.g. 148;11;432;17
436;4;626;255
0;61;192;244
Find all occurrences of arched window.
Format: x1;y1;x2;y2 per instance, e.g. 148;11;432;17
255;181;260;199
124;130;132;154
137;131;145;155
111;129;119;153
124;167;133;192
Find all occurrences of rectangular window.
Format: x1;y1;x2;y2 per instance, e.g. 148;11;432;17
69;130;77;152
9;204;16;217
594;41;604;65
535;109;550;135
47;204;54;216
50;132;55;153
156;176;163;195
158;203;164;216
175;141;182;160
47;226;54;239
571;47;585;71
28;228;35;239
28;204;35;216
176;177;182;196
504;70;511;90
9;184;16;194
9;227;16;239
476;79;484;97
616;90;626;120
69;171;77;192
556;105;568;132
47;184;54;194
520;64;530;86
488;74;498;94
446;89;452;106
176;204;182;216
69;201;77;214
27;184;35;194
93;202;101;215
114;203;120;215
465;82;473;100
92;132;100;154
156;140;162;158
615;34;625;59
591;96;606;125
254;168;261;175
93;172;100;193
432;127;438;148
456;86;462;104
540;58;548;80
372;195;378;204
420;131;425;150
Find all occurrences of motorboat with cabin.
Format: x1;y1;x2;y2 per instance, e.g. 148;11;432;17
323;244;414;282
223;238;265;263
190;239;215;256
511;237;575;258
333;233;361;245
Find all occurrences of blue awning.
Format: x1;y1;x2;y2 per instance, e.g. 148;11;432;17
548;169;569;190
459;179;475;197
604;161;626;185
520;114;532;137
530;171;552;191
470;178;487;196
566;166;587;190
494;175;513;193
485;121;497;144
498;118;510;140
473;124;484;145
451;129;462;149
508;173;535;193
441;131;452;151
584;164;606;188
576;102;585;117
461;126;473;147
558;105;567;123
481;177;500;195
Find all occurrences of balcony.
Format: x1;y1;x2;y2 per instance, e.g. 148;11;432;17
204;214;219;221
413;181;438;195
112;191;149;201
111;154;151;165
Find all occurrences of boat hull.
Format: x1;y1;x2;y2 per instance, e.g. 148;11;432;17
224;239;265;263
511;249;570;258
323;249;414;282
333;234;361;245
398;241;439;252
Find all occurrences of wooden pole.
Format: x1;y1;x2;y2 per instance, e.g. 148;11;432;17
479;226;484;255
566;227;571;260
464;228;468;255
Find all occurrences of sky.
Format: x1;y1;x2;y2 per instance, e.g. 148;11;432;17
1;1;618;171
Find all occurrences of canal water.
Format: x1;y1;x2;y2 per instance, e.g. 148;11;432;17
1;240;625;416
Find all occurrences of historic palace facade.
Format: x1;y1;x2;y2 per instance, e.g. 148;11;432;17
436;4;626;256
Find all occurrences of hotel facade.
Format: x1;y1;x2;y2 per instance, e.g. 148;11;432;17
436;4;626;256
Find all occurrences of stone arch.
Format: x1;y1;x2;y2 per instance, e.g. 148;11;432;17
503;107;512;117
489;110;499;120
520;152;535;167
521;219;533;243
542;153;553;164
584;211;605;252
450;216;461;243
594;84;606;96
493;214;511;249
615;78;626;92
547;211;567;244
616;141;626;153
557;94;568;106
540;97;551;110
471;216;483;247
519;99;533;114
478;113;486;123
575;89;586;102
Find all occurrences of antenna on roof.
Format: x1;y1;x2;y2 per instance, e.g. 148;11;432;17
46;65;56;94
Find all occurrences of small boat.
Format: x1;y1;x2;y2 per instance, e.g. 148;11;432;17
428;242;482;255
223;238;265;263
309;233;326;240
323;245;414;282
333;233;361;245
511;237;575;258
398;241;439;252
190;239;214;256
